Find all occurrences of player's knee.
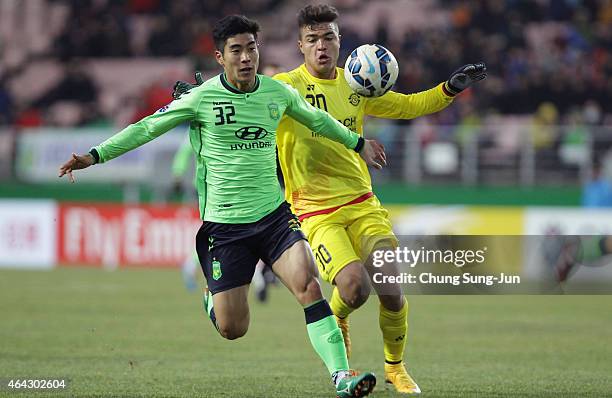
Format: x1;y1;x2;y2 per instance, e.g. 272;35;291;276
305;276;322;297
294;276;323;305
378;293;404;312
218;322;248;340
338;274;371;309
216;317;249;340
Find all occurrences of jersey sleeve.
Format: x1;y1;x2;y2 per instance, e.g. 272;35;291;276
171;134;194;178
93;91;200;163
281;82;359;150
364;83;453;120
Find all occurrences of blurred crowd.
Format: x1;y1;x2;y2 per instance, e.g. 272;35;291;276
1;0;611;129
52;0;285;59
397;0;612;121
1;0;611;188
0;0;287;128
373;0;612;185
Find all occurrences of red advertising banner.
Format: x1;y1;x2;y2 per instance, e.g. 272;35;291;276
57;203;201;267
0;200;57;268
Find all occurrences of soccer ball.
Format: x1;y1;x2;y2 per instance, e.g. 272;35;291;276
344;44;399;97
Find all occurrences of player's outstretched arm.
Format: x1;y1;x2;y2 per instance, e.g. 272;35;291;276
58;84;199;183
364;62;487;121
58;152;96;183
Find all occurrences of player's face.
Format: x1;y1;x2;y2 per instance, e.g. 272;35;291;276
216;33;259;90
299;23;340;78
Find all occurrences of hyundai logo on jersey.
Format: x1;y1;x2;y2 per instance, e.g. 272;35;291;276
235;126;269;140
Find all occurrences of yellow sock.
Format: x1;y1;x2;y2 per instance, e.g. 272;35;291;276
330;287;354;319
379;298;408;363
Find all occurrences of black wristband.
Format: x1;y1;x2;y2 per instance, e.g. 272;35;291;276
89;148;100;164
443;81;459;97
353;137;365;153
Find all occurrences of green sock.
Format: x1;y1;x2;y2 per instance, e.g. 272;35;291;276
203;290;219;331
304;300;349;375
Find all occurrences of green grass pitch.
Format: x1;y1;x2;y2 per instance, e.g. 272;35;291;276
1;268;611;397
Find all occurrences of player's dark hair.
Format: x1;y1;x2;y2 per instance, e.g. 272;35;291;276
212;15;260;52
297;4;339;28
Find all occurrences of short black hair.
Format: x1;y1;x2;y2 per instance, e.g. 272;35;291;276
297;4;339;28
212;15;260;52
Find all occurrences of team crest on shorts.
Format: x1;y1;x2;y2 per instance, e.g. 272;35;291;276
348;93;361;106
212;259;222;280
268;103;280;120
288;218;301;232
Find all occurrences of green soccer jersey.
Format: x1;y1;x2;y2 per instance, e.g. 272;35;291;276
93;73;360;223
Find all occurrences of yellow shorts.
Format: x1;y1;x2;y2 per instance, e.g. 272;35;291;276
301;196;398;284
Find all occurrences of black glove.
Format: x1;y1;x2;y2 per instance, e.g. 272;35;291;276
444;62;487;96
172;71;204;100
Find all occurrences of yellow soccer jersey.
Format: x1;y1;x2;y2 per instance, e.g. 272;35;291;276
274;64;454;218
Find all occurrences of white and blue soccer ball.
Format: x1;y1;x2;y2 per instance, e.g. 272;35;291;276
344;44;399;98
